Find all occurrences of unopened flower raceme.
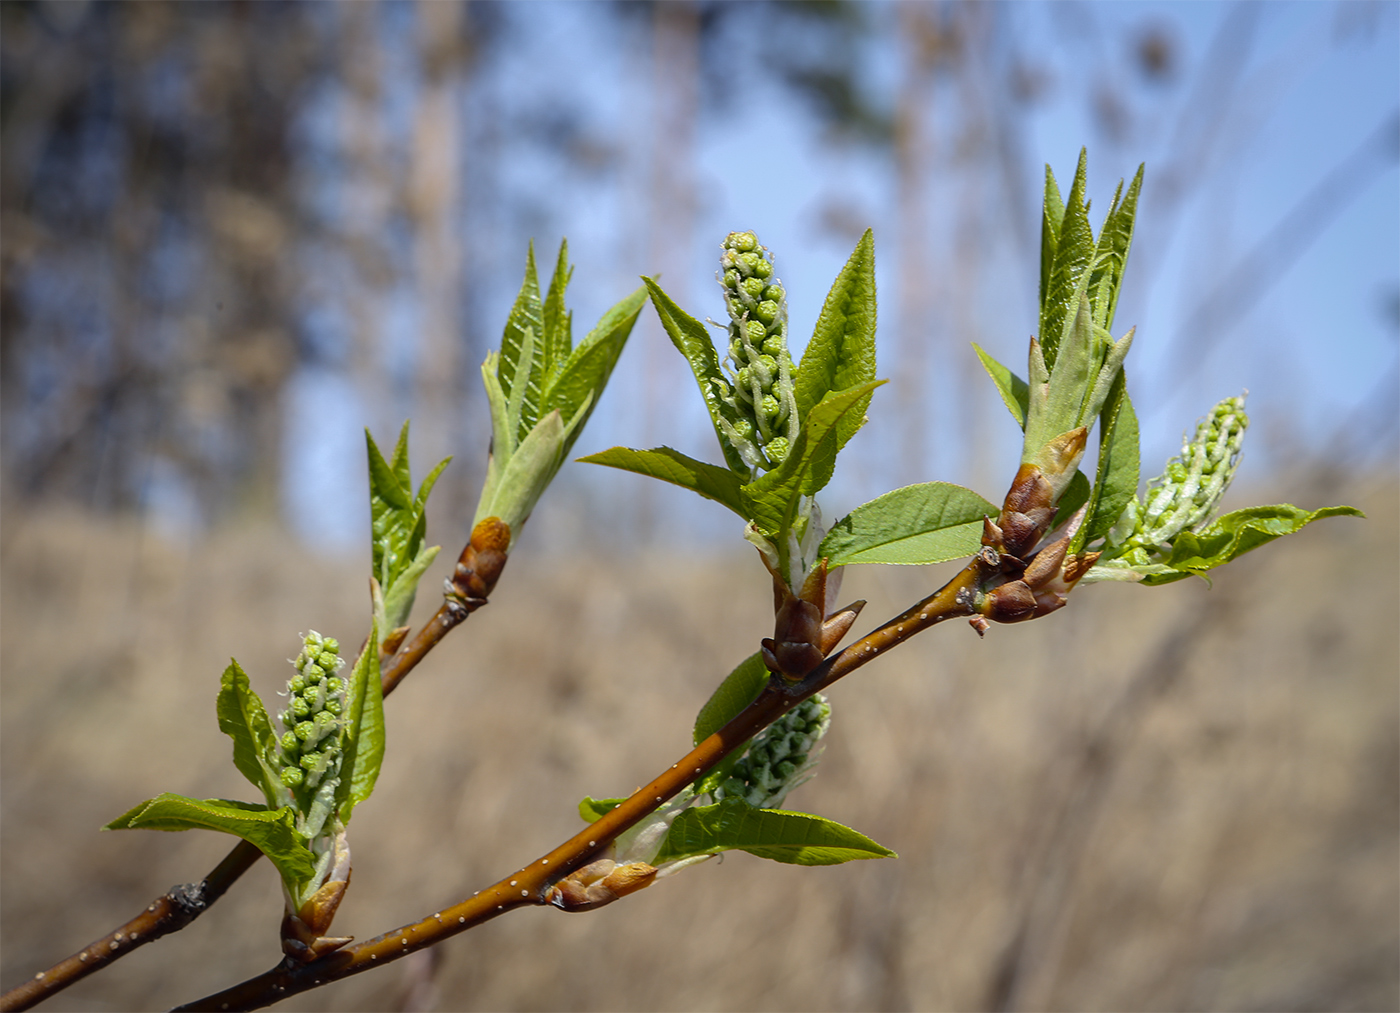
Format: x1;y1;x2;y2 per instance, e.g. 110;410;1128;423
713;231;798;473
715;694;832;809
1111;394;1248;562
276;631;348;842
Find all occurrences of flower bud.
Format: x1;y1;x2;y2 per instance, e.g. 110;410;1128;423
716;695;832;809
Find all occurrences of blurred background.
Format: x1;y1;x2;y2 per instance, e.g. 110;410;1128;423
2;1;1396;1010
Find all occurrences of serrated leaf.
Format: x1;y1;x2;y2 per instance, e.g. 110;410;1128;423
105;793;315;884
1040;149;1092;371
1081;384;1139;548
367;423;448;623
819;482;999;567
578;796;626;824
579;446;747;519
1040;163;1065;311
541;240;573;377
655;797;895;866
794;229;877;452
542;286;646;459
743;380;885;541
1089;165;1143;332
1157;504;1364;582
500;244;546;432
216;660;283;810
973;344;1029;428
336;627;384;823
643;277;750;475
382;543;441;632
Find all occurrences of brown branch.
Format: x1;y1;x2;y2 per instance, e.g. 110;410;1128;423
174;559;988;1011
0;533;496;1012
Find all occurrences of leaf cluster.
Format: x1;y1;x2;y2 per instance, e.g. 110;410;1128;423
477;242;646;541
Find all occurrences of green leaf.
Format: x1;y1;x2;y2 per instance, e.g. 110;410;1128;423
336;627;385;823
643;277;750;475
1088;164;1143;333
1155;504;1364;583
541;286;647;459
794;229;877;452
578;797;626;824
743;380;885;540
105;793;316;884
691;652;770;796
1040;163;1065;312
499;244;546;433
541;240;573;378
973;344;1029;428
579;446;747;518
693;652;769;744
476;409;568;536
216;660;283;810
819;482;999;567
655;798;896;866
1081;384;1139;548
382;543;441;633
1040;149;1092;371
1053;469;1092;531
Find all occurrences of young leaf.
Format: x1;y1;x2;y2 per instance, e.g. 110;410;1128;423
819;482;999;567
541;286;647;458
643;277;750;475
104;793;315;884
216;660;283;810
794;229;877;451
689;652;769;797
579;446;748;519
499;244;546;433
655;797;896;866
693;652;769;744
1052;470;1092;531
336;627;384;824
973;343;1029;428
1040;163;1065;311
1088;165;1144;332
367;424;450;630
578;797;626;824
541;240;573;378
1080;383;1139;548
742;380;885;540
1040;149;1093;371
1159;504;1364;582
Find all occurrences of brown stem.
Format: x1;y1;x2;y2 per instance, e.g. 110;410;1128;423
174;559;988;1011
0;559;490;1012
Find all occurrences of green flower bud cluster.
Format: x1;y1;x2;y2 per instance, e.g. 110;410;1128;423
713;230;798;473
276;631;347;840
716;694;831;809
1113;394;1248;560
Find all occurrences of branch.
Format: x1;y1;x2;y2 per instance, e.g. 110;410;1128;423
175;559;987;1011
0;580;481;1012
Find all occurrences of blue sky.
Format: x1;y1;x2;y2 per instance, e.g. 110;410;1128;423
282;0;1398;550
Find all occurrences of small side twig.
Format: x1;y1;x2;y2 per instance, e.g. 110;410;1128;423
0;525;505;1013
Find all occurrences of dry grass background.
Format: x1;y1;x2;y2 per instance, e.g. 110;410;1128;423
2;474;1396;1012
